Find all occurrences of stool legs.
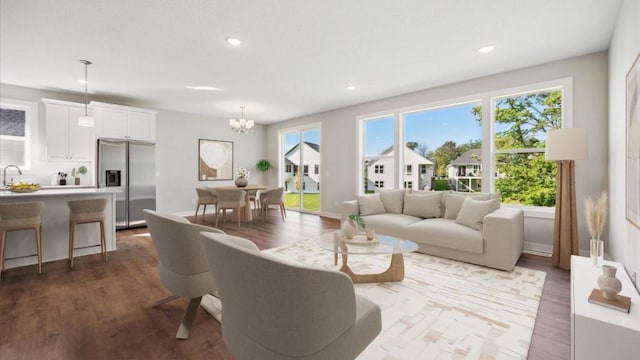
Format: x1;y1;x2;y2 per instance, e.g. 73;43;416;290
1;227;42;276
0;230;7;276
69;220;107;269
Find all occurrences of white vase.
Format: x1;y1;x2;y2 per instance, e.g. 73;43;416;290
590;239;604;267
341;220;356;239
597;264;622;300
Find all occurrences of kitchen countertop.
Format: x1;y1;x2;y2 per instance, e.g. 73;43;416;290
0;187;120;198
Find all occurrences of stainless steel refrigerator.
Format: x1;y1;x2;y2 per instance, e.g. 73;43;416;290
97;139;156;229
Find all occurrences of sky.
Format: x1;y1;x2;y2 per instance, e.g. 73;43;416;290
365;103;482;156
282;103;482;157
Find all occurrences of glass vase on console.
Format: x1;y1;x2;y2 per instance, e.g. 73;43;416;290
590;238;604;267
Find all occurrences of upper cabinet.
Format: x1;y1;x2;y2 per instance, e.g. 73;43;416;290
43;99;95;161
91;102;157;142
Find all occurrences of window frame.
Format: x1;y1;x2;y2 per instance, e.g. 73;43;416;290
0;98;37;170
356;77;572;215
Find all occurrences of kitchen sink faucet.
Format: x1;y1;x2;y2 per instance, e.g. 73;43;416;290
3;164;22;187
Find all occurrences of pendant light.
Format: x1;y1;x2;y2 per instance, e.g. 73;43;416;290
78;60;94;127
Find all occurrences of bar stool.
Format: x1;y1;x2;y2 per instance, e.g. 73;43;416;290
0;202;44;277
68;198;108;268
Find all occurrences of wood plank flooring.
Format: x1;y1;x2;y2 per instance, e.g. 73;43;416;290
0;211;570;359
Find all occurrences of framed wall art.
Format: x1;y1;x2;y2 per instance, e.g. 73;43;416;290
626;53;640;230
198;139;233;181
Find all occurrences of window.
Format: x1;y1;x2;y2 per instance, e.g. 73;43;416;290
375;180;384;188
303;165;309;176
314;164;319;175
492;88;562;206
285;164;292;173
0;99;35;169
357;78;570;209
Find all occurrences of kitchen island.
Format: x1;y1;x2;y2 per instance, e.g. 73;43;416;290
0;188;120;271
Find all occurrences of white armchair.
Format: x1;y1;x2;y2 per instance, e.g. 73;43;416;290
143;209;225;339
199;232;382;359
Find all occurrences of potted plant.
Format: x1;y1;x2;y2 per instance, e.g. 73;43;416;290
255;159;272;184
71;166;87;185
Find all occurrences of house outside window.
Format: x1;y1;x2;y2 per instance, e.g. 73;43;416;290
285;164;292;173
405;165;412;175
303;165;309;175
404;181;413;189
375;181;384;188
314;165;319;175
375;165;384;174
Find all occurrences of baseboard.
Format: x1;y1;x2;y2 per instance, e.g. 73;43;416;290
523;242;552;257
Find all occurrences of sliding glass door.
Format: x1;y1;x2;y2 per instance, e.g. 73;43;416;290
281;127;321;212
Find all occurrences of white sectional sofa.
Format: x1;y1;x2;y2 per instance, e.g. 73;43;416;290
340;190;524;271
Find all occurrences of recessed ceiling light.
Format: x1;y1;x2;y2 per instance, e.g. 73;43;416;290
478;45;495;54
77;79;88;84
225;37;242;46
186;86;221;91
346;84;357;91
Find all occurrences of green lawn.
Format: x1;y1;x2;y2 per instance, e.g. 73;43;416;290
285;193;320;211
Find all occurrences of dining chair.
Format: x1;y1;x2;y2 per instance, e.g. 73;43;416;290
259;187;286;221
215;188;247;228
0;202;44;277
143;209;224;339
199;232;382;359
195;187;218;222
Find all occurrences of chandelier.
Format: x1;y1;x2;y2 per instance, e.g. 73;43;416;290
229;106;254;134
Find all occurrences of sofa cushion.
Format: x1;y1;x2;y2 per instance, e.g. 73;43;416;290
360;213;423;236
356;193;386;216
405;218;483;254
455;197;500;231
403;192;442;219
378;189;405;214
442;192;493;220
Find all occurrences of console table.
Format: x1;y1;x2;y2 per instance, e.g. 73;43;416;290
571;255;640;360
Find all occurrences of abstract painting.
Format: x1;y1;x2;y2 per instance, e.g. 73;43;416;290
198;139;233;181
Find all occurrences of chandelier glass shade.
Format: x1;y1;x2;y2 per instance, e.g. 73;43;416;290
78;59;94;127
229;106;254;134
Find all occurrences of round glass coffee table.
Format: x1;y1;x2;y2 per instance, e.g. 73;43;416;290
317;231;419;283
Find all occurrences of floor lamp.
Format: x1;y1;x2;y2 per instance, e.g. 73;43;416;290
545;128;588;270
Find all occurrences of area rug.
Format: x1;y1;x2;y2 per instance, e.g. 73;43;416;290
264;239;546;360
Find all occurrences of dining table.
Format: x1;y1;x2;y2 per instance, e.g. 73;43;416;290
211;185;267;222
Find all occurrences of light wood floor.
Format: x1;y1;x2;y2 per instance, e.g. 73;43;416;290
0;211;570;359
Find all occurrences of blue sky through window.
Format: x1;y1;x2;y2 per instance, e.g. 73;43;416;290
365;103;482;156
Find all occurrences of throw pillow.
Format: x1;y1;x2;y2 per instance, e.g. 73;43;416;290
355;193;386;216
379;189;406;214
442;192;491;220
402;192;443;218
455;197;500;231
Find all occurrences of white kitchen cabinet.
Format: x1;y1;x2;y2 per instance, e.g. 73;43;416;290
571;255;640;360
92;102;157;142
43;99;95;161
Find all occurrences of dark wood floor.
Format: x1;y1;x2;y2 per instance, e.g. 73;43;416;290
0;211;570;359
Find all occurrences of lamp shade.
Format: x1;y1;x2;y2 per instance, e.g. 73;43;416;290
545;128;588;161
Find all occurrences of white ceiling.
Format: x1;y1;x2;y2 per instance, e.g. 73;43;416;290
0;0;622;124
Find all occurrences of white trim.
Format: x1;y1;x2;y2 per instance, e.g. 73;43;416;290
523;243;552;257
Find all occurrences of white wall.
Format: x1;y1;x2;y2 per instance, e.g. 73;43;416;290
608;0;640;289
266;52;609;254
155;110;265;214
